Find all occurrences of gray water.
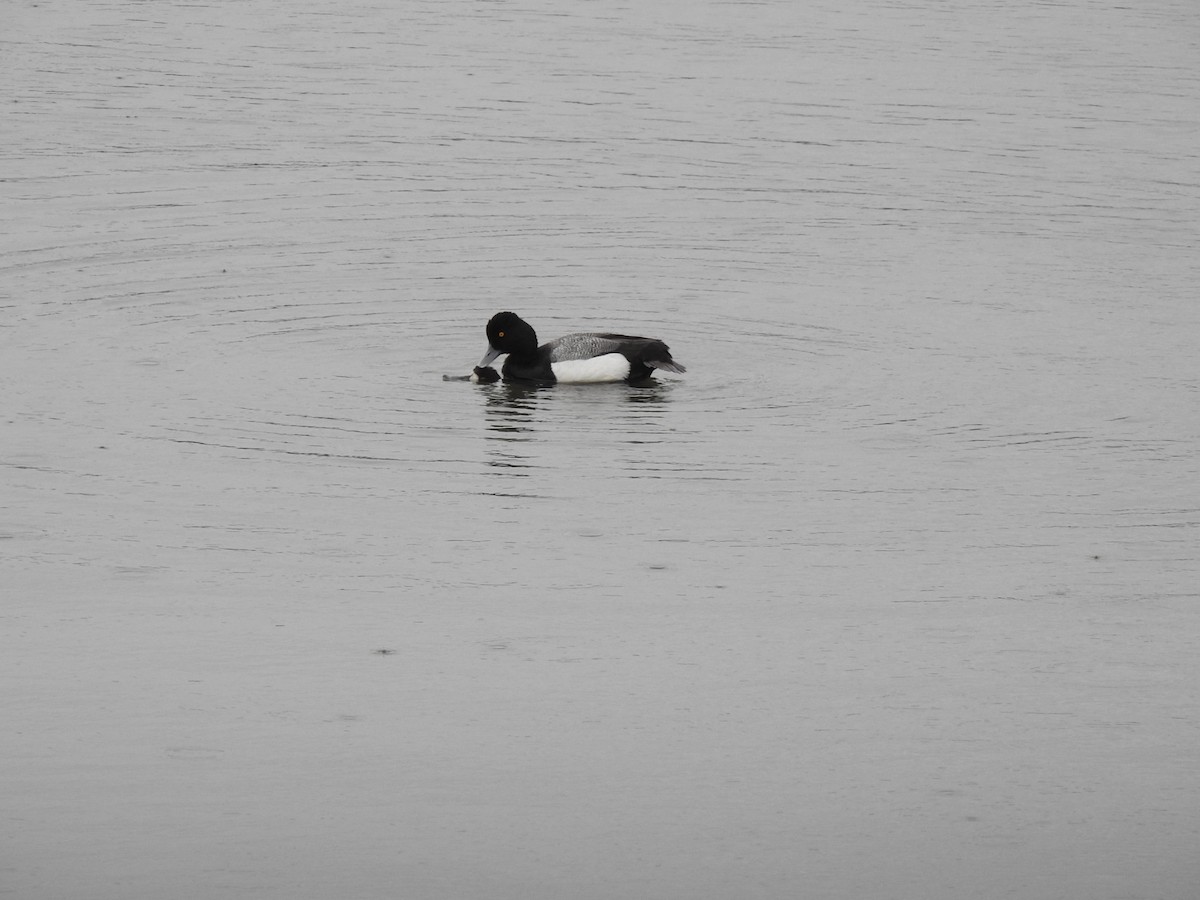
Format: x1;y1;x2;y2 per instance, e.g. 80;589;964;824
3;1;1199;898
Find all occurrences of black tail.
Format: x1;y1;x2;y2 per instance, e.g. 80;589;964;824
647;358;686;374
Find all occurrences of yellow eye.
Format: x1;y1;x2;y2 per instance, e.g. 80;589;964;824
498;331;505;338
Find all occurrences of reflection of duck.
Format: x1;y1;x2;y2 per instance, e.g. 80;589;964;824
482;387;538;437
477;312;686;386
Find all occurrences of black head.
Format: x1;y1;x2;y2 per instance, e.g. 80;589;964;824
485;312;538;356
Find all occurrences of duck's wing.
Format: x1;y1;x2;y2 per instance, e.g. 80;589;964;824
545;332;628;362
547;332;686;375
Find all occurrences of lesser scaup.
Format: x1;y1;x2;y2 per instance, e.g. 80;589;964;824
477;312;686;385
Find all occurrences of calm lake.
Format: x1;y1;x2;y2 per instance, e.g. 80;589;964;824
3;1;1198;897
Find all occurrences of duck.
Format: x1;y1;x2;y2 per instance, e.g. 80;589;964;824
476;312;686;385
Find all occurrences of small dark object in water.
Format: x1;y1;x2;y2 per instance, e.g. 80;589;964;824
442;366;500;384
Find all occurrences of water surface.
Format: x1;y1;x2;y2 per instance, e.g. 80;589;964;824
3;1;1198;898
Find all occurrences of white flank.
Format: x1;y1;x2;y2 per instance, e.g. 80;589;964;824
551;353;631;384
